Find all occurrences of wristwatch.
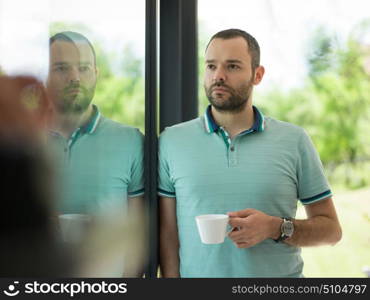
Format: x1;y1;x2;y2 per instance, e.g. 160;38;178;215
274;218;294;243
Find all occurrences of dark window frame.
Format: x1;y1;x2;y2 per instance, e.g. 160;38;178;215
145;0;198;278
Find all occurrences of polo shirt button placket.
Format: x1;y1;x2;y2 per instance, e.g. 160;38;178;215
65;136;75;162
63;145;70;163
229;144;237;167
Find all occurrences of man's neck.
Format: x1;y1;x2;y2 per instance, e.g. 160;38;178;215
211;102;254;139
52;105;93;139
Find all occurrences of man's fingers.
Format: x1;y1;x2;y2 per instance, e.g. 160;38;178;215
234;242;249;249
228;229;253;244
230;235;246;243
234;238;257;249
228;230;244;241
227;209;256;218
228;217;247;228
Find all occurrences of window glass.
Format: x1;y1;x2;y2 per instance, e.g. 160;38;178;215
0;0;146;277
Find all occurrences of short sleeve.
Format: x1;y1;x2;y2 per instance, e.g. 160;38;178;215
128;129;144;197
158;131;176;198
297;130;332;205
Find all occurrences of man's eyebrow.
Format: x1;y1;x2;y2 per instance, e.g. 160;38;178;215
205;59;243;64
52;62;93;66
226;59;243;64
52;62;68;66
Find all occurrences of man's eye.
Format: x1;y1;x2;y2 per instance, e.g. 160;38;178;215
55;66;68;72
207;64;216;70
228;64;240;70
79;66;90;72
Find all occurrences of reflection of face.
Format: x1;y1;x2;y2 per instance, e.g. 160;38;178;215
204;37;255;113
46;41;97;115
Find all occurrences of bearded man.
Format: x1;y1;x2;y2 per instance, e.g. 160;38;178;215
158;29;342;278
46;31;144;216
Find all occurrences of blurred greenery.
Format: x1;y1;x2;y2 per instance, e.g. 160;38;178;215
296;187;370;277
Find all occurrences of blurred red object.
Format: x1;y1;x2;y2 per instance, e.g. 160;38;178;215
0;75;53;140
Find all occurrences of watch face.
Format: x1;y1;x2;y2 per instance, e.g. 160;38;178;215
282;220;294;236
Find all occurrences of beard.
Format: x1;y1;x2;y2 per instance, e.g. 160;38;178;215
205;77;253;113
55;83;96;115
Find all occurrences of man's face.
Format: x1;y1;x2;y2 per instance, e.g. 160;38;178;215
46;40;97;115
204;37;259;113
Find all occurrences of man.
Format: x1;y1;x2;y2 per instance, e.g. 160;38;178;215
159;29;342;277
46;31;144;219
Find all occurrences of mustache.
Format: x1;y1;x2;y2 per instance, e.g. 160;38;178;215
64;84;86;92
209;82;232;92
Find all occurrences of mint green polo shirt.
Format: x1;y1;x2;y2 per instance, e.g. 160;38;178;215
49;105;144;214
158;105;332;277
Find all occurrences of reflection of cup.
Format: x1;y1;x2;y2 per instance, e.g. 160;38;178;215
58;214;91;244
195;214;229;244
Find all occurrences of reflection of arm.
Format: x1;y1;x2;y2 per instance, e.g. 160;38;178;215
270;197;342;247
160;196;180;278
128;195;145;217
124;129;145;277
124;195;145;278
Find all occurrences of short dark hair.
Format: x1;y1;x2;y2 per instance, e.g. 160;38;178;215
206;29;260;71
49;31;96;65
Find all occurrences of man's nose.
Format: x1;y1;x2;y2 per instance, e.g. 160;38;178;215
69;67;80;83
213;67;226;83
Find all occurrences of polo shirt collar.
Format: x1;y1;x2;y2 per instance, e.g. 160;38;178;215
80;104;101;134
49;104;101;138
203;105;265;134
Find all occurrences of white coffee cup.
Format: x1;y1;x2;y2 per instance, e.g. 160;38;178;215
59;214;91;244
195;214;229;244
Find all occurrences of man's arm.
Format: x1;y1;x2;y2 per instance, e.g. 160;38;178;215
228;197;342;248
159;196;180;277
128;195;145;217
123;196;146;277
279;197;342;247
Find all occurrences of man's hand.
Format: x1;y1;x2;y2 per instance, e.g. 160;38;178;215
227;209;281;248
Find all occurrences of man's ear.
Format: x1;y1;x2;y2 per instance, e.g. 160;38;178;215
95;67;99;78
253;65;265;85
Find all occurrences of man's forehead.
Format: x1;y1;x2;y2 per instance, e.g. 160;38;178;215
205;37;250;60
50;40;94;61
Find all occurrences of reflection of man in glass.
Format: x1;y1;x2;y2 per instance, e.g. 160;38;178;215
46;31;144;215
159;29;342;277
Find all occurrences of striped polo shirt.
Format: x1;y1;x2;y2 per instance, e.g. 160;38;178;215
49;105;144;214
158;105;332;277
